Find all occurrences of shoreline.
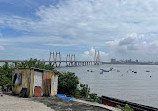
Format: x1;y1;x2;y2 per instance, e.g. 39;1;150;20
0;92;120;111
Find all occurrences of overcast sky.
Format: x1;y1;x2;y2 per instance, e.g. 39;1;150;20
0;0;158;62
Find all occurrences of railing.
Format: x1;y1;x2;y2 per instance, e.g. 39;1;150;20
0;60;103;67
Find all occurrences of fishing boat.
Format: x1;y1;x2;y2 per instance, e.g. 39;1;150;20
101;96;158;111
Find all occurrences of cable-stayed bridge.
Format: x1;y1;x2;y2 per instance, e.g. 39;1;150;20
0;50;103;67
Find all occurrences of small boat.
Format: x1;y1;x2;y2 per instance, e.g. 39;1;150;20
133;72;137;74
146;71;150;72
104;70;109;72
109;68;113;71
100;69;109;72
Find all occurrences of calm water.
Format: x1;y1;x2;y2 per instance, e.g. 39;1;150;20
56;64;158;108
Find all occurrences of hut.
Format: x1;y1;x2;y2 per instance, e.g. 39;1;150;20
12;67;58;97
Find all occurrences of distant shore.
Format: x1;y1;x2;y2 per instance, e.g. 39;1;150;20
102;62;158;65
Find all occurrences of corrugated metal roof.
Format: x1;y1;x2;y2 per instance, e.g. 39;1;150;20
31;67;54;72
14;67;55;73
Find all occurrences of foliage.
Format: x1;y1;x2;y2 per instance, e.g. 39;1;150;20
57;71;100;102
0;58;56;86
0;58;100;103
89;93;100;102
116;104;134;111
0;63;13;86
58;72;79;95
79;84;90;98
14;58;54;71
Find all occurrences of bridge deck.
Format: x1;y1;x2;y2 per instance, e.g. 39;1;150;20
0;60;97;62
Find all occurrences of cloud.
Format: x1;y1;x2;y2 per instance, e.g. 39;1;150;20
104;33;158;61
2;0;157;45
81;48;108;61
1;0;158;40
45;43;76;47
1;0;158;61
0;34;5;50
0;46;4;50
0;46;49;60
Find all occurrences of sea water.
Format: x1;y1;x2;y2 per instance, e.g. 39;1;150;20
56;64;158;108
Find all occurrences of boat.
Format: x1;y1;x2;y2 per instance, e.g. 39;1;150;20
100;69;109;72
101;96;158;111
109;68;113;71
132;71;137;73
146;71;150;72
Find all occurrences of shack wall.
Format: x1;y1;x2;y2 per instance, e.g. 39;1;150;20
33;70;43;96
29;69;34;97
51;74;58;96
12;68;58;97
43;71;53;96
12;69;31;96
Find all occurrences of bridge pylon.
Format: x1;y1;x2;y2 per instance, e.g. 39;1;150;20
66;54;71;66
49;52;61;67
94;49;101;65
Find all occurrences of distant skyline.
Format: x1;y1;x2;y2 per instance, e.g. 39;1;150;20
1;0;158;61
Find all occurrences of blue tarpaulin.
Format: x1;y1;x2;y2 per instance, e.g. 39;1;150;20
57;94;73;100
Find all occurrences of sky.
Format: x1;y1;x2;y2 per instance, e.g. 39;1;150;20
0;0;158;62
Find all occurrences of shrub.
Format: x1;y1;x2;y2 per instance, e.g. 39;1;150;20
79;84;90;98
57;72;100;102
58;72;79;95
14;58;54;70
116;104;134;111
89;93;100;102
0;58;55;86
0;63;13;86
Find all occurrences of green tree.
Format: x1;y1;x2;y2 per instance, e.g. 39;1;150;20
58;72;79;95
79;84;90;98
116;104;134;111
0;58;55;86
14;58;54;70
89;93;100;102
0;62;13;86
